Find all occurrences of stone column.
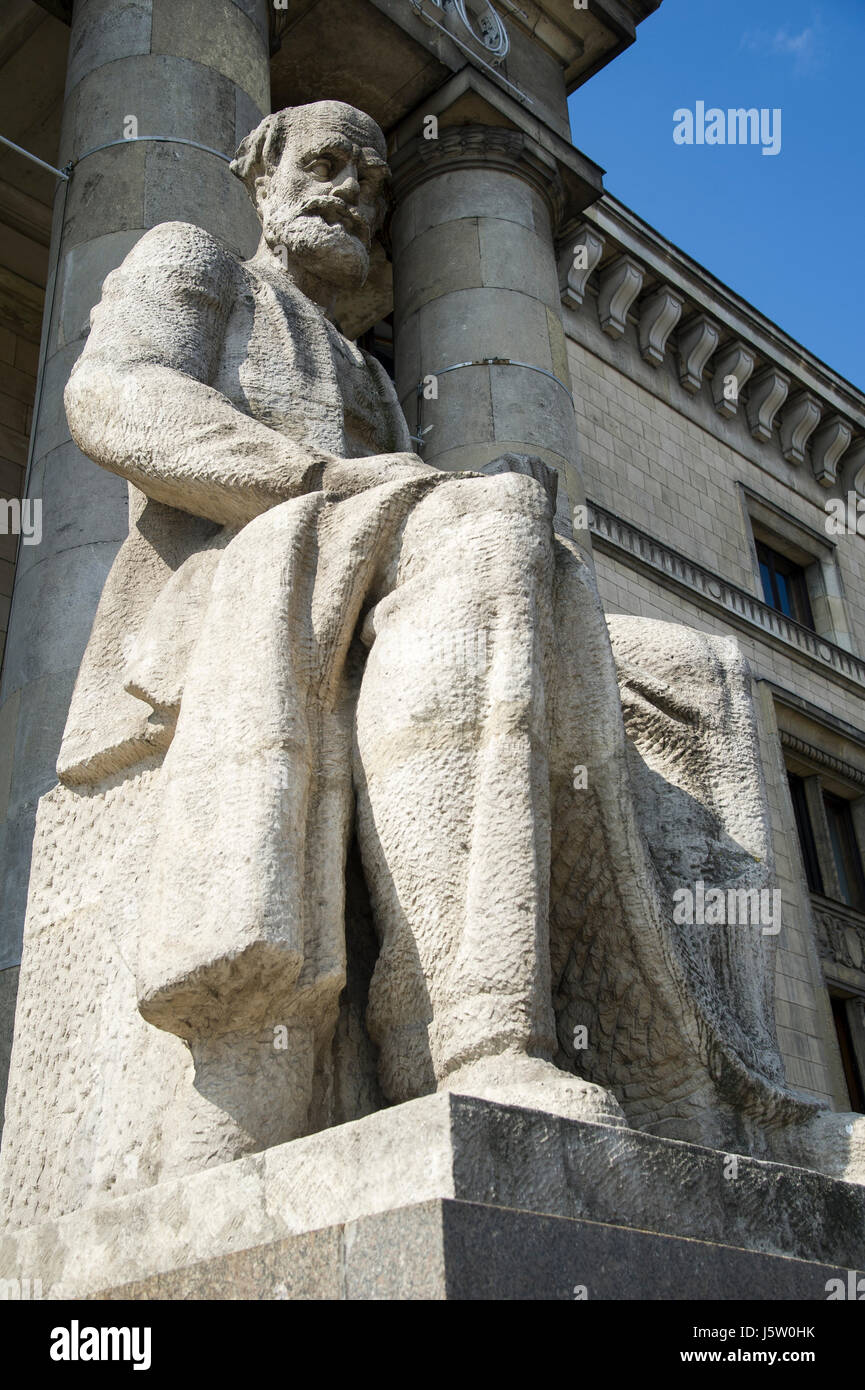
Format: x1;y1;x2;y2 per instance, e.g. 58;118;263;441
389;126;589;549
0;0;270;1121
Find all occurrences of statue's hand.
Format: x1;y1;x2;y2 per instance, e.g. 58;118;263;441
479;453;559;509
320;453;439;500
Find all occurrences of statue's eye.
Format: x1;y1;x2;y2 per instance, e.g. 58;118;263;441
307;158;333;180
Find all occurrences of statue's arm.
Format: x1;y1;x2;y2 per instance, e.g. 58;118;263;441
64;221;433;526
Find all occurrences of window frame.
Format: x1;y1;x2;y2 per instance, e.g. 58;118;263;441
787;771;825;896
756;539;816;630
739;484;857;653
830;991;865;1113
822;791;865;914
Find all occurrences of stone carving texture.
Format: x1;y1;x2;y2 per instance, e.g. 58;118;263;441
597;255;644;339
2;101;863;1234
815;902;865;978
558;212;859;495
780;389;822;466
843;438;865;496
711;341;755;419
747;366;790;442
558;224;605;309
638;285;683;367
677;314;720;394
811;415;853;488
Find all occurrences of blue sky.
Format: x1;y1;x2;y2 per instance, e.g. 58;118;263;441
568;0;865;390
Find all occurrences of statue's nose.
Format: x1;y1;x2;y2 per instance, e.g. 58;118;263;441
333;164;360;204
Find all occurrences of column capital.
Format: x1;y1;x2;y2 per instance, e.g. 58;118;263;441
389;125;565;228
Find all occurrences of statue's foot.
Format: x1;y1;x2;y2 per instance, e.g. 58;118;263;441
440;1052;628;1127
770;1109;865;1185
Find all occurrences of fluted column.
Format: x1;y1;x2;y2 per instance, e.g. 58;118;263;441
389;126;590;551
0;0;271;1108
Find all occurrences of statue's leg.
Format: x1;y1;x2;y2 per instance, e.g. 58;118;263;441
354;472;625;1125
135;495;351;1166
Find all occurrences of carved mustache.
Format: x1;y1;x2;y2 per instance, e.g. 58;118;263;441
298;199;371;248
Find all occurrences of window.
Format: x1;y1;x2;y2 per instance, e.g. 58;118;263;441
741;487;855;649
358;317;394;380
756;540;815;629
787;773;824;895
830;993;865;1113
784;767;865;912
823;793;865;913
782;738;865;1110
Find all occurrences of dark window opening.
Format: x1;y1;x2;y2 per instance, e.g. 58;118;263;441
823;793;865;913
830;993;865;1113
358;317;394;381
787;772;824;895
756;541;815;630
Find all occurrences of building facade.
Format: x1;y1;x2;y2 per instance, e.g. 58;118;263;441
0;0;863;1155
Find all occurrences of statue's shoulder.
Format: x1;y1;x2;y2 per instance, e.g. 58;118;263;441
113;221;241;283
84;221;244;358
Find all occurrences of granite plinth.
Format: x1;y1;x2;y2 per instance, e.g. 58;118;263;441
2;1094;864;1299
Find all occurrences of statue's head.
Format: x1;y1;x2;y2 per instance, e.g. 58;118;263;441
231;101;389;292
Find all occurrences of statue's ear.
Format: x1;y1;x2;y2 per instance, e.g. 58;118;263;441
230;114;278;195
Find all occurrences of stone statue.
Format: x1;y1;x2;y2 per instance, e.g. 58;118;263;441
1;101;862;1229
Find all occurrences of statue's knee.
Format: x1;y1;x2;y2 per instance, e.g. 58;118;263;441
420;472;551;528
475;470;552;520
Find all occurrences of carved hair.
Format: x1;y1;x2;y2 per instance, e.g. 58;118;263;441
230;102;388;199
230;110;296;194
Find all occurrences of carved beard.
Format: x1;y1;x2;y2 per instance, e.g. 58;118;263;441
263;203;371;290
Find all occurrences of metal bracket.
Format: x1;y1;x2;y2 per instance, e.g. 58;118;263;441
69;136;233;168
0;133;71;181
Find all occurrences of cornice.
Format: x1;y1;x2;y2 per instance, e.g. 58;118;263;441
559;196;865;496
575;195;865;420
779;733;865;791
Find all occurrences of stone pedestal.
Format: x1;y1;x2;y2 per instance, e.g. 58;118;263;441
2;1095;863;1299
